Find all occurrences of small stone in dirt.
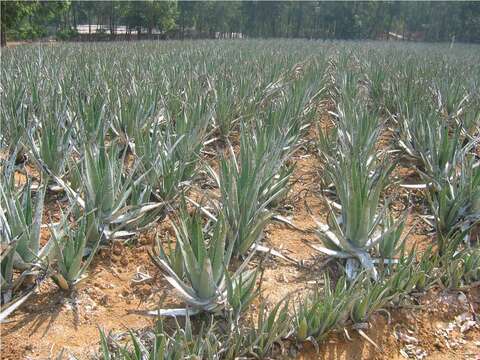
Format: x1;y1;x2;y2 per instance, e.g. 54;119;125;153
457;292;468;304
99;248;110;258
397;332;419;344
143;287;153;297
460;320;477;333
405;313;416;324
93;281;104;289
120;257;129;266
112;242;124;256
135;246;145;254
25;304;36;313
433;340;444;350
139;285;151;296
99;294;109;306
139;236;153;245
455;312;472;323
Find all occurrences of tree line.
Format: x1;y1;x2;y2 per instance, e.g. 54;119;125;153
2;1;480;46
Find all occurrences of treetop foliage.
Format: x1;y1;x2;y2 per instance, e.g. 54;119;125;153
1;1;480;46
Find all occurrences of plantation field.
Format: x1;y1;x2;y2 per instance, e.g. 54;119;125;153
1;40;479;359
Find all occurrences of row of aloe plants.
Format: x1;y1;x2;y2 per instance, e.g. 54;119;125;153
148;61;324;317
313;58;407;280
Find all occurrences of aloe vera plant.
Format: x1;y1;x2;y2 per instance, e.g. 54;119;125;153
0;156;20;304
0;196;15;304
459;98;479;138
0;176;50;318
29;103;72;179
0;81;30;159
134;123;193;205
212;149;272;257
412;246;438;292
73;90;108;145
212;78;237;139
386;255;423;303
245;298;290;359
417;118;463;181
151;205;258;314
397;90;478;255
365;56;387;108
79;144;165;240
424;153;480;255
83;145;128;222
211;124;300;257
314;151;404;279
50;212;99;290
110;85;160;149
462;247;480;283
433;72;468;117
133;96;209;202
349;275;390;324
1;180;46;266
294;276;351;342
99;314;222;360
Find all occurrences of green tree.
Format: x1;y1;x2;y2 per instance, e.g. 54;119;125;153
142;0;178;34
1;1;38;46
